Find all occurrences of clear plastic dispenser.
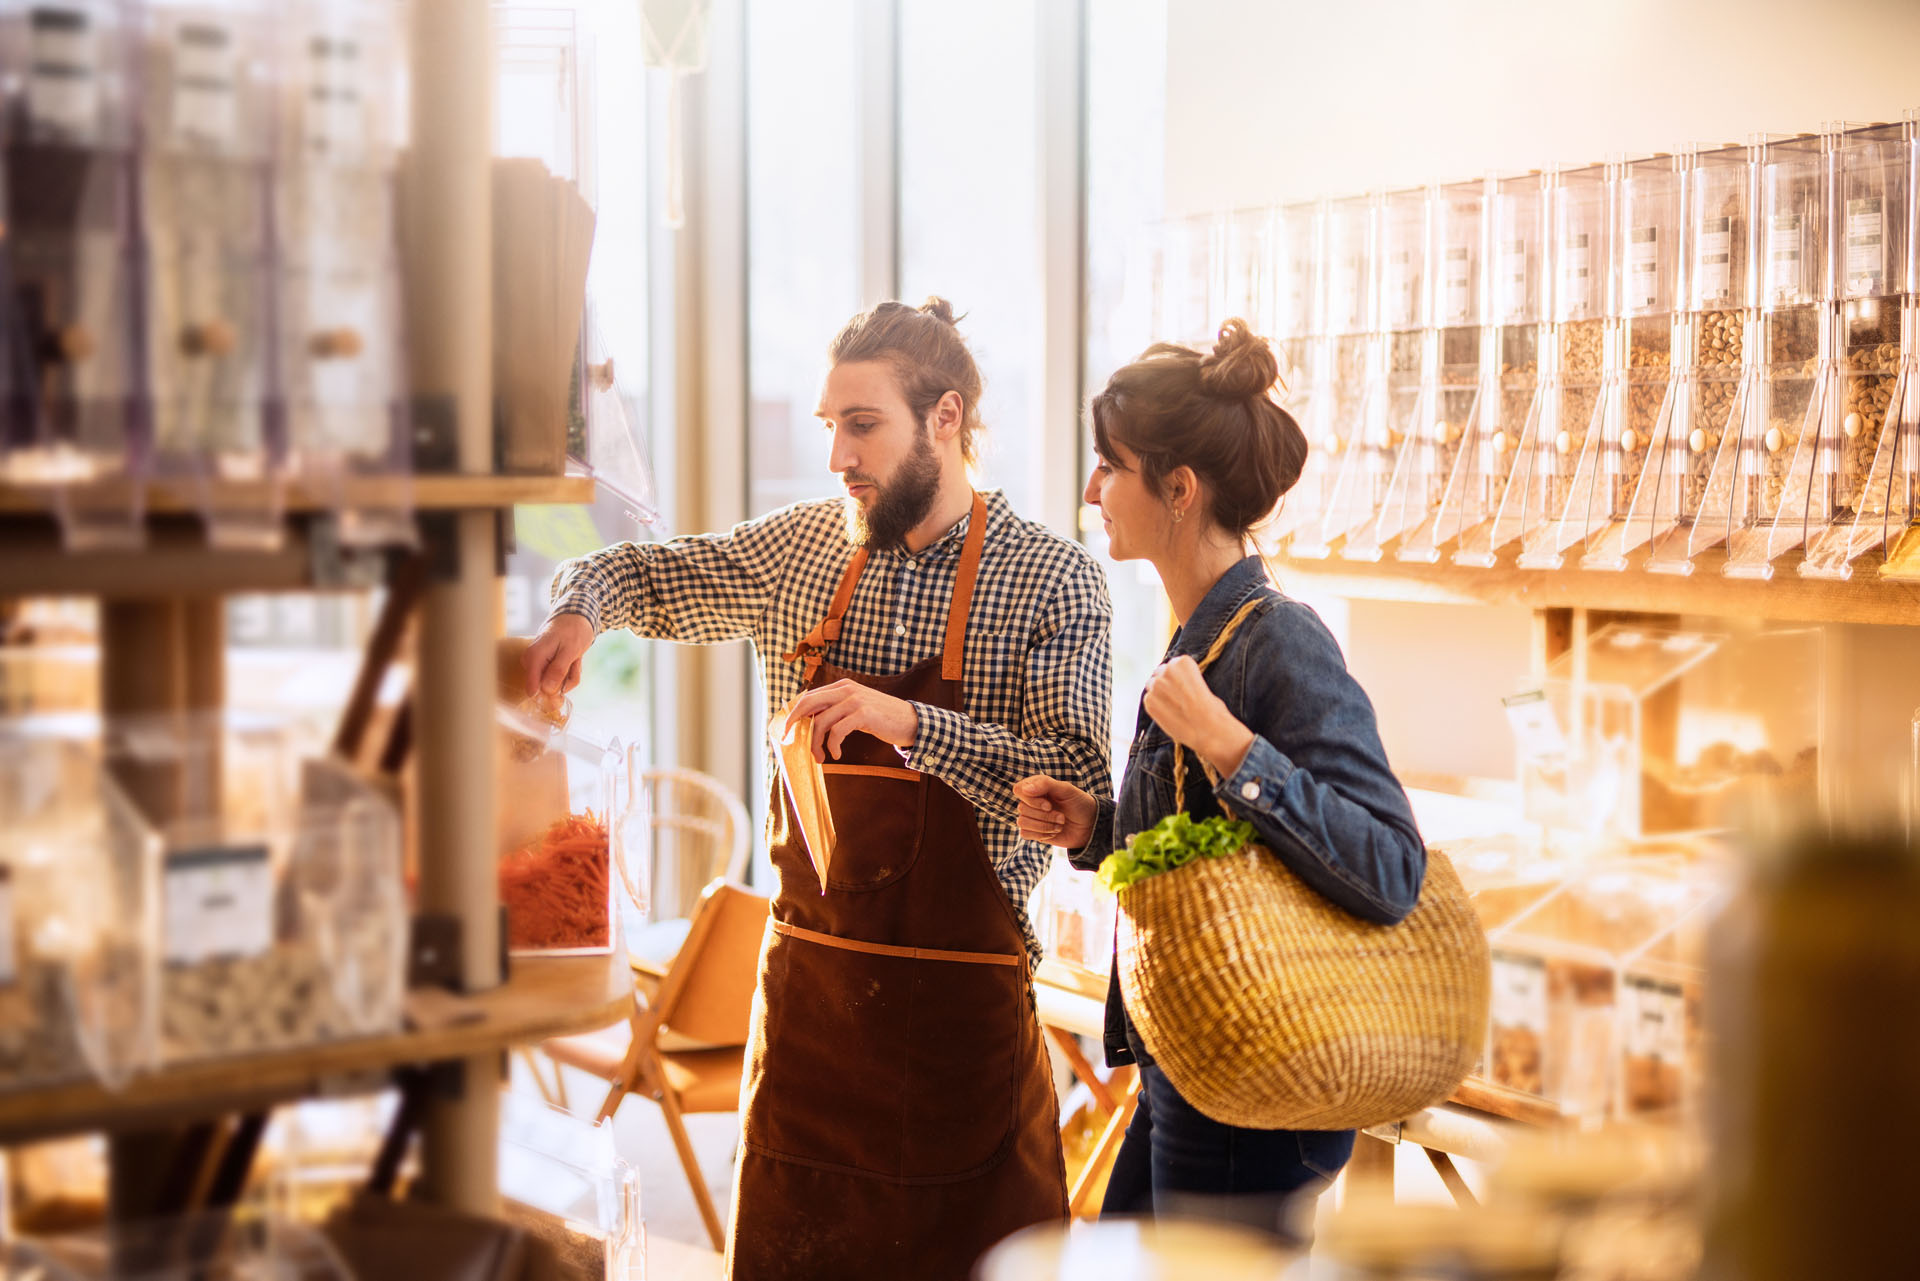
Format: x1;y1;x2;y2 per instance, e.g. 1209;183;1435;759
1718;131;1832;579
1148;213;1219;347
276;0;411;545
141;1;281;549
1513;162;1614;569
1581;154;1683;569
1340;186;1430;561
1263;199;1327;552
1635;143;1757;574
0;0;147;549
1801;119;1917;578
1291;192;1375;558
1452;171;1548;566
1394;177;1487;563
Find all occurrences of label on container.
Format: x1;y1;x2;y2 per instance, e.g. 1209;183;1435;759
0;868;15;987
1502;689;1569;769
1625;976;1685;1063
173;21;237;148
1443;246;1474;323
1846;196;1885;298
1628;226;1661;311
28;6;101;136
1385;249;1416;327
1491;950;1549;1032
1697;216;1733;303
1499;238;1529;318
1768;213;1804;301
1560;233;1592;313
306;33;366;153
164;844;273;966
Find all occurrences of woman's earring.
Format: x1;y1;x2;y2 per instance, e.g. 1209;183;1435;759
1172;507;1185;524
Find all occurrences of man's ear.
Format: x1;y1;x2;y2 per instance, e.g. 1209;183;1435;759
928;389;964;442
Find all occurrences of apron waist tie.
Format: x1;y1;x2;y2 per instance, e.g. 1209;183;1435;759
773;919;1023;968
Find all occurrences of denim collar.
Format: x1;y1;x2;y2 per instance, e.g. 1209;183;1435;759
1166;556;1273;663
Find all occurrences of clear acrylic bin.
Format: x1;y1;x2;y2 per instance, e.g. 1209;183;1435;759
497;704;624;956
139;2;281;550
1291;194;1375;558
1029;851;1115;980
0;728;158;1091
34;1213;348;1281
500;1093;646;1281
75;713;407;1064
0;0;147;550
1261;200;1327;552
1339;186;1429;562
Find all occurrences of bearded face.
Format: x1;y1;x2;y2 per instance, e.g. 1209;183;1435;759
841;420;942;550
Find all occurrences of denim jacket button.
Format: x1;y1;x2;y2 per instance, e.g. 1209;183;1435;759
1240;781;1260;801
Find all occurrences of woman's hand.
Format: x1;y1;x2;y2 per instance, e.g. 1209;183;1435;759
1143;656;1255;779
1013;775;1097;849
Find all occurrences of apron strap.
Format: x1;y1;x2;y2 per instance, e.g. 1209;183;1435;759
783;546;870;683
783;491;988;686
941;491;989;683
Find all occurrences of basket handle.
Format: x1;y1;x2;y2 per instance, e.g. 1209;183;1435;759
1170;596;1264;814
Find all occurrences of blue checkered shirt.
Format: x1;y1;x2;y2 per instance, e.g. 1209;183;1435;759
547;489;1114;963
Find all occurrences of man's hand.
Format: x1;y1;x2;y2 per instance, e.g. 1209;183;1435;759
1143;655;1255;779
782;680;920;762
523;613;596;697
1013;775;1096;849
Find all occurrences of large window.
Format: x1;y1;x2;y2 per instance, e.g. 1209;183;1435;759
898;1;1044;521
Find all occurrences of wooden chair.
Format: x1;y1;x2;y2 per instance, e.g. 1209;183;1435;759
535;880;769;1252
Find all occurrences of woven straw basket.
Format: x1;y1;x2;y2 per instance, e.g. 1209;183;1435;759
1116;842;1490;1130
1116;595;1490;1131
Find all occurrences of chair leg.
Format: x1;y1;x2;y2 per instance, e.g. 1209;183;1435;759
1069;1072;1140;1218
520;1047;568;1110
658;1087;726;1252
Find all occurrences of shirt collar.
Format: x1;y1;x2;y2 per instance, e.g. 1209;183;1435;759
882;489;1010;563
1167;556;1272;662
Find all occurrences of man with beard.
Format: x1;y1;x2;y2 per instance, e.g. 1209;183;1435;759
522;297;1112;1279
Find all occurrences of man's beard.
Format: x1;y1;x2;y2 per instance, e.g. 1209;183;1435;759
843;427;941;549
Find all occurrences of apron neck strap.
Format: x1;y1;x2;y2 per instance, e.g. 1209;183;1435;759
783;491;989;686
941;490;989;683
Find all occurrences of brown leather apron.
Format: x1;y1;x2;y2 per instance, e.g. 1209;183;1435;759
726;493;1068;1280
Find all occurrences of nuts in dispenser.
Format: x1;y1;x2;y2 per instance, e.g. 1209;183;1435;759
1686;309;1745;511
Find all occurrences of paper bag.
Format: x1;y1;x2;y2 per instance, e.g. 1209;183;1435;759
776;707;835;890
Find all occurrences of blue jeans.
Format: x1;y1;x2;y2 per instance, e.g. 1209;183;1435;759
1100;1050;1354;1237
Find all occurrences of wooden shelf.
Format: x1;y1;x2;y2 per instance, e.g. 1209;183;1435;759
1447;1075;1568;1127
0;953;631;1144
1273;543;1920;627
0;473;594;517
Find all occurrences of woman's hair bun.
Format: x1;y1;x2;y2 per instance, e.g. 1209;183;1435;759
919;296;959;326
1197;318;1279;403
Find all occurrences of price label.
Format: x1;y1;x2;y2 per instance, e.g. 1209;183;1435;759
1502;689;1569;768
1768;213;1804;301
1499;238;1529;319
306;33;366;153
1492;950;1548;1032
28;6;101;136
1444;246;1473;323
1629;226;1660;311
1560;232;1592;313
1625;976;1685;1063
173;21;237;148
1847;196;1885;297
164;844;272;965
1697;216;1733;303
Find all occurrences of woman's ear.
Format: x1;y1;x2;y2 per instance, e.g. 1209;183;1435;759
1164;464;1199;515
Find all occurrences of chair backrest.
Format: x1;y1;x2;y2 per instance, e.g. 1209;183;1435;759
651;879;768;1049
625;766;750;922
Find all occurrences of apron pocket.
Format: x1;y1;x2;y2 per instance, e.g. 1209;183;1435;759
819;764;928;891
752;926;1024;1183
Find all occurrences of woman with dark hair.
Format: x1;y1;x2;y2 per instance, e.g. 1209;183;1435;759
1015;319;1426;1230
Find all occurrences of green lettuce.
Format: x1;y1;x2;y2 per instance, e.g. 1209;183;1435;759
1096;812;1256;893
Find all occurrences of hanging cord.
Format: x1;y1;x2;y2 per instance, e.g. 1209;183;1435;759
641;1;712;230
1170;596;1264;814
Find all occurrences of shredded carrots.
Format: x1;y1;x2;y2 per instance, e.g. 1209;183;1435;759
499;810;611;950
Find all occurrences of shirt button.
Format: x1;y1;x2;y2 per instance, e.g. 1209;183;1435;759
894;623;907;638
1240;781;1260;801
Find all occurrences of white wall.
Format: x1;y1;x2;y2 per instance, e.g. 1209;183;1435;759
1164;0;1920;215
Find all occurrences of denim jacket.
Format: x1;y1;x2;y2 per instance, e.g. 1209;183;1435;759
1072;556;1427;1070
